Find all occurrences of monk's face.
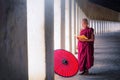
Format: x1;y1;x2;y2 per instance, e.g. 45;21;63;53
82;21;87;28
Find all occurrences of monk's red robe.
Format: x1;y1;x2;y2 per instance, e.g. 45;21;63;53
78;27;94;71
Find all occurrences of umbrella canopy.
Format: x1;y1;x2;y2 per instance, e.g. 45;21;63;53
54;49;79;77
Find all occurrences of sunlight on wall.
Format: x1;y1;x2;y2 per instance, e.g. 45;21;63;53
54;0;61;50
27;0;45;80
65;0;70;51
71;0;75;54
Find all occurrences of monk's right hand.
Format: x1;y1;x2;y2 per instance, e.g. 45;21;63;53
79;38;87;42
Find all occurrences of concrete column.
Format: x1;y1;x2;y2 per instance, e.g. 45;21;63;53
76;3;78;35
118;22;120;31
119;23;120;31
45;0;54;79
106;21;107;32
108;21;109;32
97;20;100;34
65;0;70;51
89;19;92;28
77;5;79;35
106;21;108;32
61;0;65;49
75;2;78;53
107;21;109;32
74;0;77;54
27;0;54;80
104;21;106;32
92;20;95;33
113;22;115;31
89;20;91;27
110;21;113;32
94;20;96;34
69;0;72;53
102;21;104;33
54;0;61;50
116;22;117;31
91;20;94;28
71;0;75;54
101;21;102;33
103;21;105;33
105;21;107;32
110;22;112;32
77;6;80;34
96;20;98;34
0;0;28;80
100;20;102;34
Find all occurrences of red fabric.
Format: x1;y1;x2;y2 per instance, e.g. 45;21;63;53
54;49;79;77
78;27;94;71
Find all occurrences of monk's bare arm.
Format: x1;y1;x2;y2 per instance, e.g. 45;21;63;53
79;33;94;42
86;33;94;42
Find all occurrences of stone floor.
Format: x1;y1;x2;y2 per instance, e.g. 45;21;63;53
55;31;120;80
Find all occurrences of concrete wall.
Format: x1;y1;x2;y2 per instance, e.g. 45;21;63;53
0;0;28;80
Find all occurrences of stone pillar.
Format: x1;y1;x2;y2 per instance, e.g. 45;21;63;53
92;20;94;32
105;21;107;32
75;2;78;53
61;0;65;49
65;0;70;51
27;0;54;80
89;19;92;27
71;0;75;54
96;20;98;34
74;0;77;54
77;5;80;34
45;0;54;79
69;0;72;52
93;20;96;34
91;20;93;28
100;20;102;34
78;7;81;30
0;0;28;80
97;20;99;34
108;21;109;32
103;21;105;33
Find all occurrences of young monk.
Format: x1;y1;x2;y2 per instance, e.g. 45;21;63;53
77;18;95;75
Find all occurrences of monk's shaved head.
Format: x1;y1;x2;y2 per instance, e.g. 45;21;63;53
82;18;88;25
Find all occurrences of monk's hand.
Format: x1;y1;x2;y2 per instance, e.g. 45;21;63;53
77;36;79;40
79;38;87;42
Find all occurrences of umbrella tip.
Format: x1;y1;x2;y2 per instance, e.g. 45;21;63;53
62;59;68;65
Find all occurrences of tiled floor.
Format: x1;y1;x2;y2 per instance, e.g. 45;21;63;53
55;32;120;80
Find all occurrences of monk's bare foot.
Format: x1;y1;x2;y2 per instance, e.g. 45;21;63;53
83;70;89;75
79;70;89;75
79;71;85;75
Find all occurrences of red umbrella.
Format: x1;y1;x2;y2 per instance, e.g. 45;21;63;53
54;49;79;77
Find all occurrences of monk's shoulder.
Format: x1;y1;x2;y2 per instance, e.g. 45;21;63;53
89;27;94;32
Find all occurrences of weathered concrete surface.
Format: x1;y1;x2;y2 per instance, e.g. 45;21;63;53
77;0;120;21
55;31;120;80
0;0;28;80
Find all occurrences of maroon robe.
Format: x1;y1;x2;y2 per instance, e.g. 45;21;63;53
78;27;94;71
